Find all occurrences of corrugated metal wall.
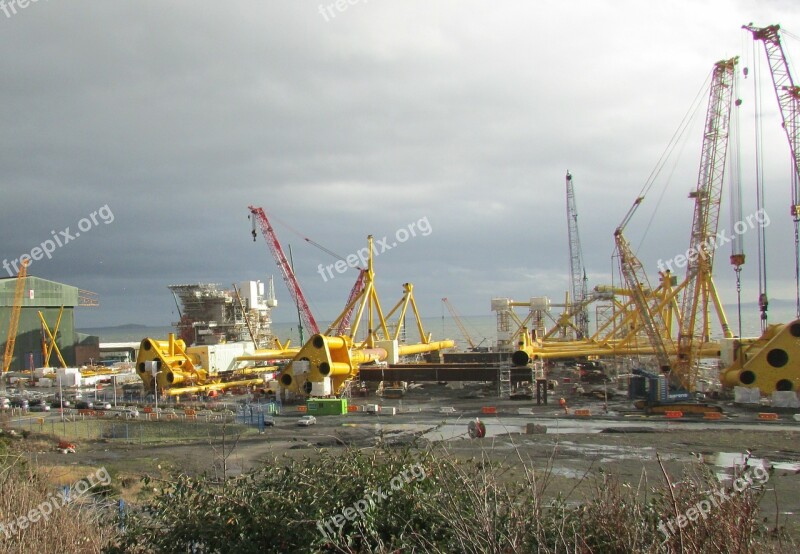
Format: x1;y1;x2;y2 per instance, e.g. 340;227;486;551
0;276;79;371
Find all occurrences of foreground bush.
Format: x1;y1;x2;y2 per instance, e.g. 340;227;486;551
106;445;786;553
0;439;117;554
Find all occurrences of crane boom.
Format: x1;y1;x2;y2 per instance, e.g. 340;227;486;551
744;24;800;318
442;297;476;350
614;226;674;373
332;269;367;336
676;58;738;390
248;206;319;336
566;171;589;338
744;24;800;216
3;259;29;373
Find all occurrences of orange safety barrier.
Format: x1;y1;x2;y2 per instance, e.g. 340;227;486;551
96;411;105;417
758;412;780;421
481;406;497;414
704;411;723;420
665;411;683;419
184;409;196;416
297;406;308;412
143;407;153;414
347;405;359;412
574;409;591;417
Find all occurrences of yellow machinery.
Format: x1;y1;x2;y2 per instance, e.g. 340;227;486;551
278;235;454;396
38;307;67;368
511;272;715;363
136;333;297;397
2;259;29;373
720;318;800;393
720;25;800;396
511;59;738;414
136;237;453;398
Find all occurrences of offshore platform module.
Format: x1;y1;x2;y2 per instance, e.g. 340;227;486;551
136;210;454;399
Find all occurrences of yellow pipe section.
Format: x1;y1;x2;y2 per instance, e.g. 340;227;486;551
397;340;455;356
165;378;265;397
319;361;352;376
233;366;278;376
236;348;300;362
351;348;387;365
517;342;721;362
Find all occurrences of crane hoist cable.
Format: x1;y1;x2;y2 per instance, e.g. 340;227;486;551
260;209;353;264
729;62;746;342
635;74;712;253
745;24;800;323
749;35;770;331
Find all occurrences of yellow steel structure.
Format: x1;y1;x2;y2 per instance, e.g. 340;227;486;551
720;318;800;394
512;60;737;401
675;57;737;390
511;272;709;366
721;25;800;395
38;307;67;368
138;237;452;398
135;332;297;396
3;259;29;373
278;235;454;396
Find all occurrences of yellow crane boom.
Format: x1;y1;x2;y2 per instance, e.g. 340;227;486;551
3;259;29;373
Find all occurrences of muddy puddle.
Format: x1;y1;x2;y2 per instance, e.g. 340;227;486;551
697;451;800;481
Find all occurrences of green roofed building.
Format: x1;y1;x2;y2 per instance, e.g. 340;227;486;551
0;275;82;371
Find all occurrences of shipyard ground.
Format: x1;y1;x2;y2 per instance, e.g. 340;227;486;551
14;381;800;545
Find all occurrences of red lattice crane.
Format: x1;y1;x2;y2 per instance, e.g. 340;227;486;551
331;269;367;337
249;206;319;336
744;24;800;318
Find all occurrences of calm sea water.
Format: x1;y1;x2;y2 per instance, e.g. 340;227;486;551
80;305;789;349
78;315;497;350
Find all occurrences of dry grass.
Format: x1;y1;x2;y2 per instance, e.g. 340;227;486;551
0;444;118;553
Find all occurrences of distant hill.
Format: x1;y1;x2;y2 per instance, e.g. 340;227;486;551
76;323;153;334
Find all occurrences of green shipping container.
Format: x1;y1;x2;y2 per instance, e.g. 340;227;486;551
305;398;348;415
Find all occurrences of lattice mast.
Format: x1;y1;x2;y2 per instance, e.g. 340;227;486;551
676;57;738;389
566;171;589;338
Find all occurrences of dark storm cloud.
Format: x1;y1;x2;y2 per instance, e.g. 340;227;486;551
1;0;799;330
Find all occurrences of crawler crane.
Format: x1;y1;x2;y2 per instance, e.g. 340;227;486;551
622;58;738;412
721;25;800;394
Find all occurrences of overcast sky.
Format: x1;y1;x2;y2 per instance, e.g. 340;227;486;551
2;0;800;333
